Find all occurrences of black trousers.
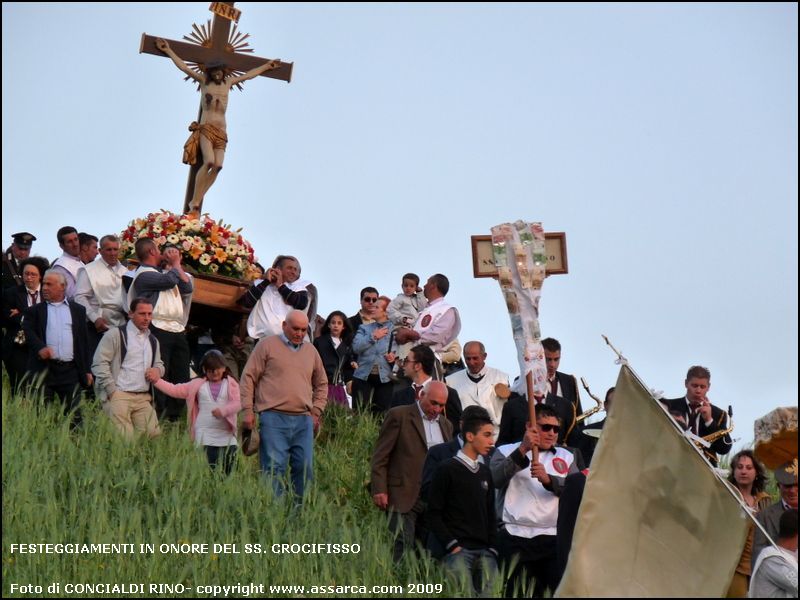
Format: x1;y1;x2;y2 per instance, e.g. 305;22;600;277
496;529;558;598
37;361;84;427
149;326;191;421
2;344;28;391
352;374;394;416
205;445;237;475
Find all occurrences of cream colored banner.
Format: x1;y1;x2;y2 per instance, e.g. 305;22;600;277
490;220;548;397
556;365;749;598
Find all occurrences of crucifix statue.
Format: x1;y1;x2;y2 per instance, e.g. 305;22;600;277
140;2;292;215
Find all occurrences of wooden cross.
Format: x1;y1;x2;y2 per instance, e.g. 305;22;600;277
140;2;292;214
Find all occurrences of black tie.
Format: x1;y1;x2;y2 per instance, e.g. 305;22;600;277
689;406;699;435
413;384;423;399
467;373;484;383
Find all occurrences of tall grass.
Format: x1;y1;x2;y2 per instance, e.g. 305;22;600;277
2;382;493;597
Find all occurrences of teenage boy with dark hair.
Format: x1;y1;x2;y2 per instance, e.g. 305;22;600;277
427;410;498;596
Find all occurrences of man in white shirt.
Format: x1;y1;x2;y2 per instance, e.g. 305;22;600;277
395;274;461;374
124;238;193;421
238;255;314;341
74;234;129;355
92;298;165;439
446;340;509;437
22;269;93;427
78;233;99;264
491;404;579;597
50;226;83;300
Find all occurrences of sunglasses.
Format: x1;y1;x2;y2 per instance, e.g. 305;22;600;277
538;424;560;434
362;297;378;303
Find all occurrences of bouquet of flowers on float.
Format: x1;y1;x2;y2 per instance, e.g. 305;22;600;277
120;210;259;280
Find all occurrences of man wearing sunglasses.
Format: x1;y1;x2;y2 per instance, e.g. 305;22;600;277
491;404;580;597
348;286;380;333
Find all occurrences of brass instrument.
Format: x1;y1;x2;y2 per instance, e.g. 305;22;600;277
576;377;605;424
702;405;734;445
694;405;734;464
562;377;605;441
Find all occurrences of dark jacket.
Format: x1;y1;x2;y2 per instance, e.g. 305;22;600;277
420;437;462;501
552;371;583;414
313;333;353;384
22;300;91;386
497;391;579;447
660;396;732;460
371;403;454;513
391;383;463;435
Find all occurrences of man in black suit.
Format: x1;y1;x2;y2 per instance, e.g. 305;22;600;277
22;269;92;425
391;344;462;434
542;337;583;415
659;365;732;465
2;232;36;291
753;459;798;570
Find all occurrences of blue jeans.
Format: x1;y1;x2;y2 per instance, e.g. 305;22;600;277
443;548;498;597
258;411;314;500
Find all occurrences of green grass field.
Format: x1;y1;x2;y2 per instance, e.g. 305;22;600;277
2;384;497;598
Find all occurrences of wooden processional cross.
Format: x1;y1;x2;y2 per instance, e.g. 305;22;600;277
140;2;292;215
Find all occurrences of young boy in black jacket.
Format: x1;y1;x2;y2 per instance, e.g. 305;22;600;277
427;410;498;596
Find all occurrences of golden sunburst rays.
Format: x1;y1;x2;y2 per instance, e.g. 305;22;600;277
228;26;254;54
181;20;257;90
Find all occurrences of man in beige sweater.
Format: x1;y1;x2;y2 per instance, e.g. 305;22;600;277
240;310;328;500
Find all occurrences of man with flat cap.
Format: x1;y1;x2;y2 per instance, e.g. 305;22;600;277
753;458;799;569
3;232;36;290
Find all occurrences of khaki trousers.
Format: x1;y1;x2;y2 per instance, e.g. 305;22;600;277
103;391;161;439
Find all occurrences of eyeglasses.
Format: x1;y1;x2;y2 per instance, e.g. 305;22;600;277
538;424;560;434
362;297;378;303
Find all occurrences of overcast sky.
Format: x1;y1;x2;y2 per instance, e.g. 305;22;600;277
3;3;797;449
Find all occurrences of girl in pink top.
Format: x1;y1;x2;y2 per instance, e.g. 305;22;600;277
154;350;241;474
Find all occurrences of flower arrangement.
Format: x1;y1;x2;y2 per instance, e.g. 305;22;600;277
120;210;259;280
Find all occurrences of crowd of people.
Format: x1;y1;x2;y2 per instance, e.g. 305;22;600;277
2;229;797;597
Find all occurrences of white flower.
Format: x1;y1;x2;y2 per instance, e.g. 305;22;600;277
199;254;211;265
209;263;219;273
167;234;180;244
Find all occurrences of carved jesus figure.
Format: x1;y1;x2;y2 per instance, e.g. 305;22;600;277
156;38;280;213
